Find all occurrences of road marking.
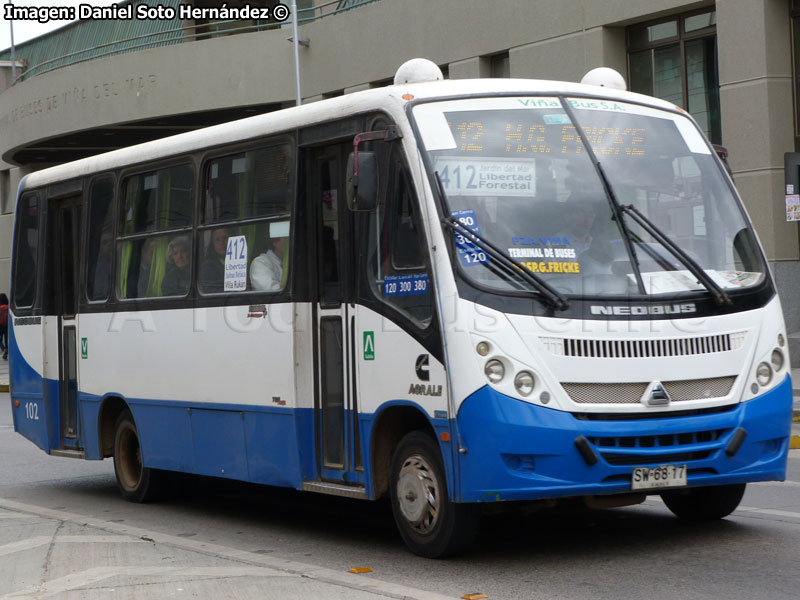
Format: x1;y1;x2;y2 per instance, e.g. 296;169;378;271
751;480;800;488
644;497;800;521
2;566;292;600
0;498;455;600
0;537;52;557
735;506;800;520
0;535;143;559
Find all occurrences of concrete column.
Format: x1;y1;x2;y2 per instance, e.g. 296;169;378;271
717;0;796;261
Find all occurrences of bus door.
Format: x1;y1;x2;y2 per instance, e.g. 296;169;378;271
310;143;364;486
45;196;83;451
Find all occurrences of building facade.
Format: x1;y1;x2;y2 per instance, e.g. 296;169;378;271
1;0;799;355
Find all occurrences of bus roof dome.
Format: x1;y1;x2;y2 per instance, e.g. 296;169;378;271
394;58;444;85
580;67;627;91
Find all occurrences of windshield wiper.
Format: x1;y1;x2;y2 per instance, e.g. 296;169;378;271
618;202;731;306
559;98;731;306
434;173;570;311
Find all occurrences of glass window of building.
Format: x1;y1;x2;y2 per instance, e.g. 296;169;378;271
791;0;800;145
628;9;720;144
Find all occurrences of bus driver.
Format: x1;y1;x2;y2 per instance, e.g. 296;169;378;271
250;232;287;292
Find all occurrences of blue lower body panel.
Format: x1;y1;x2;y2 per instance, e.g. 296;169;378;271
455;375;793;502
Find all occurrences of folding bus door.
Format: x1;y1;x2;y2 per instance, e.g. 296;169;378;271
307;142;365;491
46;196;83;453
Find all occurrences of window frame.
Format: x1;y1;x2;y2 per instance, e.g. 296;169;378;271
115;159;196;302
84;173;117;304
627;7;720;143
11;191;42;313
196;134;296;297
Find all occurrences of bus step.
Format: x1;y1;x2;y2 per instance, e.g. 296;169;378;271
49;449;85;459
302;481;368;499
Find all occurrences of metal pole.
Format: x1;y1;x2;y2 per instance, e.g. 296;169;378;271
291;0;301;106
8;2;16;82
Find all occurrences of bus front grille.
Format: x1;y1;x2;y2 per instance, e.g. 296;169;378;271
540;331;746;359
588;428;731;466
562;376;736;404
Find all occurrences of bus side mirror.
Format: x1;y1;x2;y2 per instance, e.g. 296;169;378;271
346;127;401;212
347;151;378;212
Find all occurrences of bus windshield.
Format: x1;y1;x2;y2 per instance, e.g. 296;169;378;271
412;97;766;298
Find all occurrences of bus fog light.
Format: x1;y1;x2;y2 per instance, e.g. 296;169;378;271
514;371;535;396
771;349;784;372
778;333;785;347
485;359;505;383
756;362;772;387
476;341;490;356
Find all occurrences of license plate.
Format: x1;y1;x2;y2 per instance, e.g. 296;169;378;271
631;464;687;490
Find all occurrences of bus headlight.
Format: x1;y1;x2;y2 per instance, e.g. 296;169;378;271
756;362;773;387
514;371;535;397
485;359;505;383
771;348;784;372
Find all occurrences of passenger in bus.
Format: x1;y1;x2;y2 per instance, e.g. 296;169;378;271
199;227;229;293
250;235;287;292
162;236;191;296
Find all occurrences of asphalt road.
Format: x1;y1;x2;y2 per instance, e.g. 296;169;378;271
2;392;800;600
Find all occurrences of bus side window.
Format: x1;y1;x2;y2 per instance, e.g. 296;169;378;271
371;154;432;326
200;141;294;296
117;164;194;300
86;177;115;302
12;193;40;310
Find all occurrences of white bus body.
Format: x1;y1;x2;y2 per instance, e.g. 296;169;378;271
9;62;793;557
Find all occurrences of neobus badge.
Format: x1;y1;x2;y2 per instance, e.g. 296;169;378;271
590;303;696;316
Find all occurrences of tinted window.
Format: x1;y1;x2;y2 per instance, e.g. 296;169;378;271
12;193;40;309
86;177;114;301
121;164;193;234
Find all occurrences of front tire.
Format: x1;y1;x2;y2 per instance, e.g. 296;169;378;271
389;432;479;558
113;410;162;503
661;483;746;520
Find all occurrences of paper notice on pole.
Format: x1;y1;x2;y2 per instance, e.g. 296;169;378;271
786;195;800;222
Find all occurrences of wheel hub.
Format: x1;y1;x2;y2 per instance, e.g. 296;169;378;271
396;454;439;532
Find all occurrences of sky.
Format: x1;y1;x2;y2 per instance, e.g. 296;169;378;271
0;0;120;51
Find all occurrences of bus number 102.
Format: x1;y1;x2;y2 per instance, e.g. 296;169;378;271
25;402;39;420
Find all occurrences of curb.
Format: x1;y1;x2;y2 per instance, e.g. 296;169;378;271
0;383;7;393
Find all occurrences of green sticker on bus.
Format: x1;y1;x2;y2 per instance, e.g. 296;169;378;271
81;337;88;359
363;331;375;361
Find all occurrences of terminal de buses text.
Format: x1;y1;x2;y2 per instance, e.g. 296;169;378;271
4;3;291;24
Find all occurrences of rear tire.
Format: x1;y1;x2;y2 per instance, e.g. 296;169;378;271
113;409;162;503
661;483;746;520
389;432;479;558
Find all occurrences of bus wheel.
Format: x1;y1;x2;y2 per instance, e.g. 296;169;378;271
390;432;479;558
113;410;160;503
661;483;746;520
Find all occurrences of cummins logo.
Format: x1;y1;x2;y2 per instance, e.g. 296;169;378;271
590;303;696;316
641;381;671;406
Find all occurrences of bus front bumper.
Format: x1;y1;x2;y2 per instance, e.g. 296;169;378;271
455;375;792;503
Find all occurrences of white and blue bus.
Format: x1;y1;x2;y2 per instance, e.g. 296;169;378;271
8;59;793;557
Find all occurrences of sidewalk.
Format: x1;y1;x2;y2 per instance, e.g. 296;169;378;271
0;498;453;600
